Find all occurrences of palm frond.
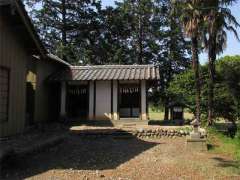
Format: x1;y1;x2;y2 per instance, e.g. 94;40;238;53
220;7;240;28
225;24;240;41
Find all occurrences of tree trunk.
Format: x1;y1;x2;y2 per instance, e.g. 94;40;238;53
138;13;143;64
137;0;143;64
61;0;67;61
191;36;201;122
164;98;169;120
207;34;216;126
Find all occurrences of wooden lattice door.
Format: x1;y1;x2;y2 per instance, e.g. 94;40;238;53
119;84;140;118
66;84;89;118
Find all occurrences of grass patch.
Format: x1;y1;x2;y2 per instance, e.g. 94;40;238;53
148;112;165;120
148;109;194;126
148;110;194;121
207;127;240;161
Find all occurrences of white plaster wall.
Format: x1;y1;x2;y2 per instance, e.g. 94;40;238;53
95;81;112;120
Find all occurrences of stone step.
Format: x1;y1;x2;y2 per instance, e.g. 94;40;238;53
77;131;132;136
111;120;149;127
122;123;137;127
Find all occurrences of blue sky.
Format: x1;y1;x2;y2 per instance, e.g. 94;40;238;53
102;0;240;64
102;0;117;7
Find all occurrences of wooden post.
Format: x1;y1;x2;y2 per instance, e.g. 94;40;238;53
60;81;66;117
88;81;94;119
112;80;118;120
141;80;147;120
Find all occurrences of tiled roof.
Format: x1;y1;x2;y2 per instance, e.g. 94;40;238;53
49;65;160;81
47;54;71;66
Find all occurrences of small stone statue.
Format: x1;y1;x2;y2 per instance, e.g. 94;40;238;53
190;118;200;127
189;119;201;139
186;119;207;151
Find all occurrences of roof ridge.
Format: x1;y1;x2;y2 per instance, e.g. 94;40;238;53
50;64;160;81
70;64;156;69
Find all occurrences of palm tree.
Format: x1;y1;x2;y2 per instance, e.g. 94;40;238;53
172;0;204;122
203;0;239;125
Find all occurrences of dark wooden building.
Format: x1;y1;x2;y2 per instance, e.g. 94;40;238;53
0;0;69;137
0;0;160;137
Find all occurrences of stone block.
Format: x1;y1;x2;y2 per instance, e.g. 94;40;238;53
186;137;207;152
189;132;201;139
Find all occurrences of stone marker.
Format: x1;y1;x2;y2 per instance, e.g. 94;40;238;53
186;119;207;151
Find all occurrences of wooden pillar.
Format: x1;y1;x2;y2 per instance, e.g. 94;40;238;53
141;80;147;120
112;80;118;120
146;82;149;120
88;81;94;119
60;81;66;117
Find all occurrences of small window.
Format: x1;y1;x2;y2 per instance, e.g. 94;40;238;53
0;66;10;122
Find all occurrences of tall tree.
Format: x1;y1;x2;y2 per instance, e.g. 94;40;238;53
117;0;191;119
24;0;101;64
93;6;135;65
158;0;191;120
116;0;157;64
173;0;205;122
24;0;191;76
202;0;239;125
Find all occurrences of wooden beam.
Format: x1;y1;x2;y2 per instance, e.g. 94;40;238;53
88;81;94;120
141;80;147;120
60;82;66;117
112;80;118;120
117;81;119;120
93;81;96;119
87;81;90;119
146;81;149;120
0;0;12;6
111;80;113;117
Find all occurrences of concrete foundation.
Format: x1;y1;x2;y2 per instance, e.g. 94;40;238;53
186;137;207;152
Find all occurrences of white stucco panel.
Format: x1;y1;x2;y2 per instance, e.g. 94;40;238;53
95;81;111;120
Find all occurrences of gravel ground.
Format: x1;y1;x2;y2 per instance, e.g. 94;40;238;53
1;134;240;180
0;123;68;152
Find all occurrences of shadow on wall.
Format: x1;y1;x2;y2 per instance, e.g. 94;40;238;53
1;132;159;179
25;82;35;126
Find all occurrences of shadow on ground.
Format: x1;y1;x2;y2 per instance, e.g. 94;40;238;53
207;143;220;150
1;130;159;179
212;157;240;169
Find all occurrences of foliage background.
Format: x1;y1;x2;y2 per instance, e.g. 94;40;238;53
168;55;240;122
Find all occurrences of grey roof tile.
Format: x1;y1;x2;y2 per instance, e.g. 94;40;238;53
49;65;160;81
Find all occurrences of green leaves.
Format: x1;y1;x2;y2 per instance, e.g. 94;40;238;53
168;56;240;121
24;0;102;64
24;0;190;66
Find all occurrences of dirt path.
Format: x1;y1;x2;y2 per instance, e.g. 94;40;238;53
1;135;240;180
